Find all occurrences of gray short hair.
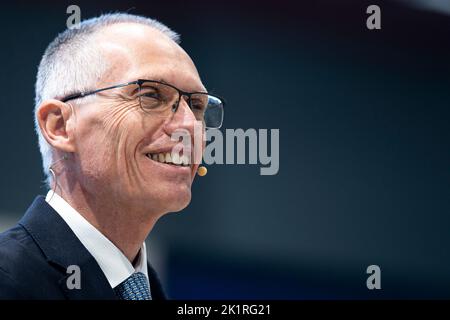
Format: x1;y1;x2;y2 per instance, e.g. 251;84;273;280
34;13;180;187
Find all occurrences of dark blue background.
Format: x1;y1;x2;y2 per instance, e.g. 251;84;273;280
0;0;449;299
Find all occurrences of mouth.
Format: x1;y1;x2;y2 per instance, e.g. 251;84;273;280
145;152;190;167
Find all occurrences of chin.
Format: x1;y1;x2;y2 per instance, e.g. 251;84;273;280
144;184;192;214
165;188;192;213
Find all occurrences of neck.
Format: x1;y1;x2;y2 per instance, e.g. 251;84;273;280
56;182;159;263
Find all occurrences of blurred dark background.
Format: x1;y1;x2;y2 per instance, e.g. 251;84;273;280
0;0;449;299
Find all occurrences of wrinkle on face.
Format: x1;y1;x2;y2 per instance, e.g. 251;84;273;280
101;100;140;134
99;97;143;194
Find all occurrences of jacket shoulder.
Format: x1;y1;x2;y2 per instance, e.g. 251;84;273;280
0;224;61;299
0;224;36;269
0;225;34;299
0;223;41;261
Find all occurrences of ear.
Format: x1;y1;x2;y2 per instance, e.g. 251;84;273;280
37;99;76;153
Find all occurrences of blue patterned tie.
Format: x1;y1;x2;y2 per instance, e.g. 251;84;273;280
114;272;152;300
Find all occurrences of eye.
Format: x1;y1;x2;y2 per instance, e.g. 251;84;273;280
190;99;206;111
138;86;166;110
140;90;161;100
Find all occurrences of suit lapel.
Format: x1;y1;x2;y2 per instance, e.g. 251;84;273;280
19;196;118;300
57;259;117;300
146;261;167;300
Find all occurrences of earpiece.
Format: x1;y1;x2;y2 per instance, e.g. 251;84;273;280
48;153;68;201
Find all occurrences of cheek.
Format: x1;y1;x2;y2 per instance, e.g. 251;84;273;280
76;133;114;182
101;105;144;178
101;101;140;143
75;102;143;178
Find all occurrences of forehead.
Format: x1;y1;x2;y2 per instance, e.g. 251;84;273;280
95;23;206;92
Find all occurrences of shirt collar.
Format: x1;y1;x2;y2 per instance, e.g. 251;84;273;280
45;190;149;289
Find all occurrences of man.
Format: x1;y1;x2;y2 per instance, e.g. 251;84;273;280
0;13;224;299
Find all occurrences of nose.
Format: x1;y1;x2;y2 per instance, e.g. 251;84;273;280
163;96;198;138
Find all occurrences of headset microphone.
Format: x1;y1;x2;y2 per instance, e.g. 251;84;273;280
197;166;207;176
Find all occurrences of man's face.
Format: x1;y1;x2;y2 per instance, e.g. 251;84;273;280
71;23;205;215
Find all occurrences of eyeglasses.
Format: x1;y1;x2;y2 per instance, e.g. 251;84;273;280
61;79;225;129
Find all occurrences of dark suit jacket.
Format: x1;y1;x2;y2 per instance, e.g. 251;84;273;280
0;196;167;300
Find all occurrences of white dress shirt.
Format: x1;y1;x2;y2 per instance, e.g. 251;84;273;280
45;191;150;291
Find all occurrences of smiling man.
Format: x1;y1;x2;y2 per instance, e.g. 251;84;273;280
0;13;224;300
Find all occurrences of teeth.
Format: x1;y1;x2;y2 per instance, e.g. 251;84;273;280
146;152;190;166
172;152;181;165
181;155;189;166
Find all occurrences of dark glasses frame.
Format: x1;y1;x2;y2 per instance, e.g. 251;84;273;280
60;79;225;128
